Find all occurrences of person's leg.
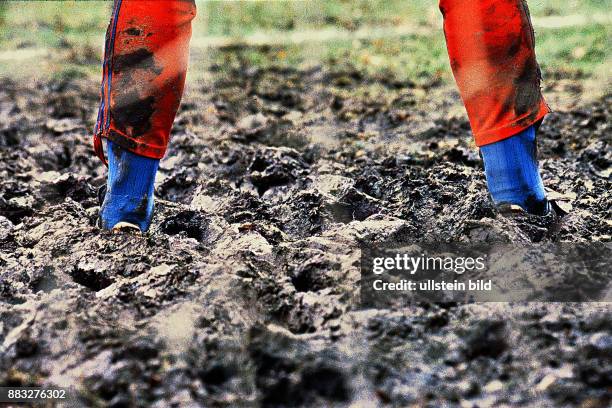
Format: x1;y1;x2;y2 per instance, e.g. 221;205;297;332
94;0;196;231
99;141;160;231
439;0;550;215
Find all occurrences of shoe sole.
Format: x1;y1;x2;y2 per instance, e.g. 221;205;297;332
110;222;142;233
496;200;555;218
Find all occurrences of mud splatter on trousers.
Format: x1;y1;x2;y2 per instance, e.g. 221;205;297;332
93;0;548;162
93;0;196;163
440;0;550;146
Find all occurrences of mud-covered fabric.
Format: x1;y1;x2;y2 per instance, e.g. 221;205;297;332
93;0;549;161
93;0;196;163
439;0;550;146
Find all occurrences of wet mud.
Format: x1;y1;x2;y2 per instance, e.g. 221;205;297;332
0;53;610;407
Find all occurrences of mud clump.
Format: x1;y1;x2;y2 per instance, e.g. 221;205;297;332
0;60;610;407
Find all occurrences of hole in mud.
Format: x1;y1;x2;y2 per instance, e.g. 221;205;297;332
70;268;114;291
0;207;34;225
463;320;508;360
199;363;235;385
291;261;338;293
30;267;59;293
160;210;210;241
0;191;36;224
248;148;310;195
15;336;38;357
291;273;318;293
249;155;269;172
0;127;20;147
324;188;380;223
301;365;350;401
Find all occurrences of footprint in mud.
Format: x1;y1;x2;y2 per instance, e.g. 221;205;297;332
70;260;115;291
248;146;310;195
159;210;211;242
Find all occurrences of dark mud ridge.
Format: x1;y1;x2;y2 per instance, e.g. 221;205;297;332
0;62;610;407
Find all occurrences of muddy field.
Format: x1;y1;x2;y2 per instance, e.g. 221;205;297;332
0;50;611;407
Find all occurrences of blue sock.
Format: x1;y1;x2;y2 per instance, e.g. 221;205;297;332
480;125;549;215
99;140;159;231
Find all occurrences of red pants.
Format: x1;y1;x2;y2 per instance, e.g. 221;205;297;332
440;0;549;146
93;0;196;164
93;0;549;163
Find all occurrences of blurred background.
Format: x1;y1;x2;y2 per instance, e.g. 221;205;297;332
0;0;610;88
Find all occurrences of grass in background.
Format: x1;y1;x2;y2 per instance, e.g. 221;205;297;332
203;0;437;35
0;0;609;83
0;1;109;49
538;25;610;81
203;0;612;34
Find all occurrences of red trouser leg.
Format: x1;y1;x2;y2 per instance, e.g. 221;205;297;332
93;0;196;164
440;0;550;146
